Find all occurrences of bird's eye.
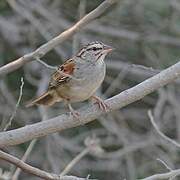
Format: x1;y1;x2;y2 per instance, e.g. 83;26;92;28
92;47;97;51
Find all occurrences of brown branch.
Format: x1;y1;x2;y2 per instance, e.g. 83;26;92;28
0;150;91;180
0;60;180;147
0;0;118;76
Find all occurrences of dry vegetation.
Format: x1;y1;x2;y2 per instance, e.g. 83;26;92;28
1;0;180;179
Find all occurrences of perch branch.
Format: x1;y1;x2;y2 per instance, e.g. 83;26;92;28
0;61;180;147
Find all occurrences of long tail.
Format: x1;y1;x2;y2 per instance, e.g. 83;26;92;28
26;91;56;107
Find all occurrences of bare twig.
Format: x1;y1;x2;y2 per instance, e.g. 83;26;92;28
60;148;90;176
0;0;118;76
156;158;172;171
0;150;91;180
106;60;161;79
60;137;102;176
0;60;180;147
36;58;57;70
11;139;37;180
19;0;180;48
140;169;180;180
104;66;129;97
3;77;24;131
6;0;66;58
148;110;180;148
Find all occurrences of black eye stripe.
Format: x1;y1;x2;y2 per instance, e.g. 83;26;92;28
87;47;102;51
77;44;103;58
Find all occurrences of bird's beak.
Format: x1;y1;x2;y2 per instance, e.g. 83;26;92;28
103;45;114;53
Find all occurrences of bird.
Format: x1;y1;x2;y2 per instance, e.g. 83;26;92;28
26;41;113;117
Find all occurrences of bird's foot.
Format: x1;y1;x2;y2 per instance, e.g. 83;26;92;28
91;96;109;112
68;103;80;119
70;110;80;119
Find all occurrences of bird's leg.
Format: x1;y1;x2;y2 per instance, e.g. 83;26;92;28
91;95;109;112
67;103;80;118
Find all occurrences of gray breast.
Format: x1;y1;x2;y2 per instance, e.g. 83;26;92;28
68;60;106;102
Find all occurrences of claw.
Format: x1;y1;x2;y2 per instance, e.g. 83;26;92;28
70;110;80;119
91;96;109;112
68;103;80;119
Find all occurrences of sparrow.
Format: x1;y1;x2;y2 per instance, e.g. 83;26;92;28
26;41;113;117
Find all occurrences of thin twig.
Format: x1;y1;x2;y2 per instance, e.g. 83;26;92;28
156;158;172;171
3;77;24;131
36;58;57;70
0;0;118;76
0;150;91;180
148;110;180;148
104;66;129;97
6;0;65;58
140;169;180;180
60;148;90;176
61;136;102;176
12;139;37;180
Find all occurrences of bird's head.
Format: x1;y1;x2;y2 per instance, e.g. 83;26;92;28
77;41;113;62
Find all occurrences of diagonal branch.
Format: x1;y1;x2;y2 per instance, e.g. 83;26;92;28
0;150;90;180
0;0;118;76
148;110;180;148
141;169;180;180
11;139;37;180
0;60;180;147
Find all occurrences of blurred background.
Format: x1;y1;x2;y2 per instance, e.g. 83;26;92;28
0;0;180;179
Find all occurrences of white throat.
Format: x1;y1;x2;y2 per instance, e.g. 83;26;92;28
96;54;106;67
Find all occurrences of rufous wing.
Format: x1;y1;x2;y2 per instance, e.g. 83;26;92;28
26;59;75;107
48;59;75;89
